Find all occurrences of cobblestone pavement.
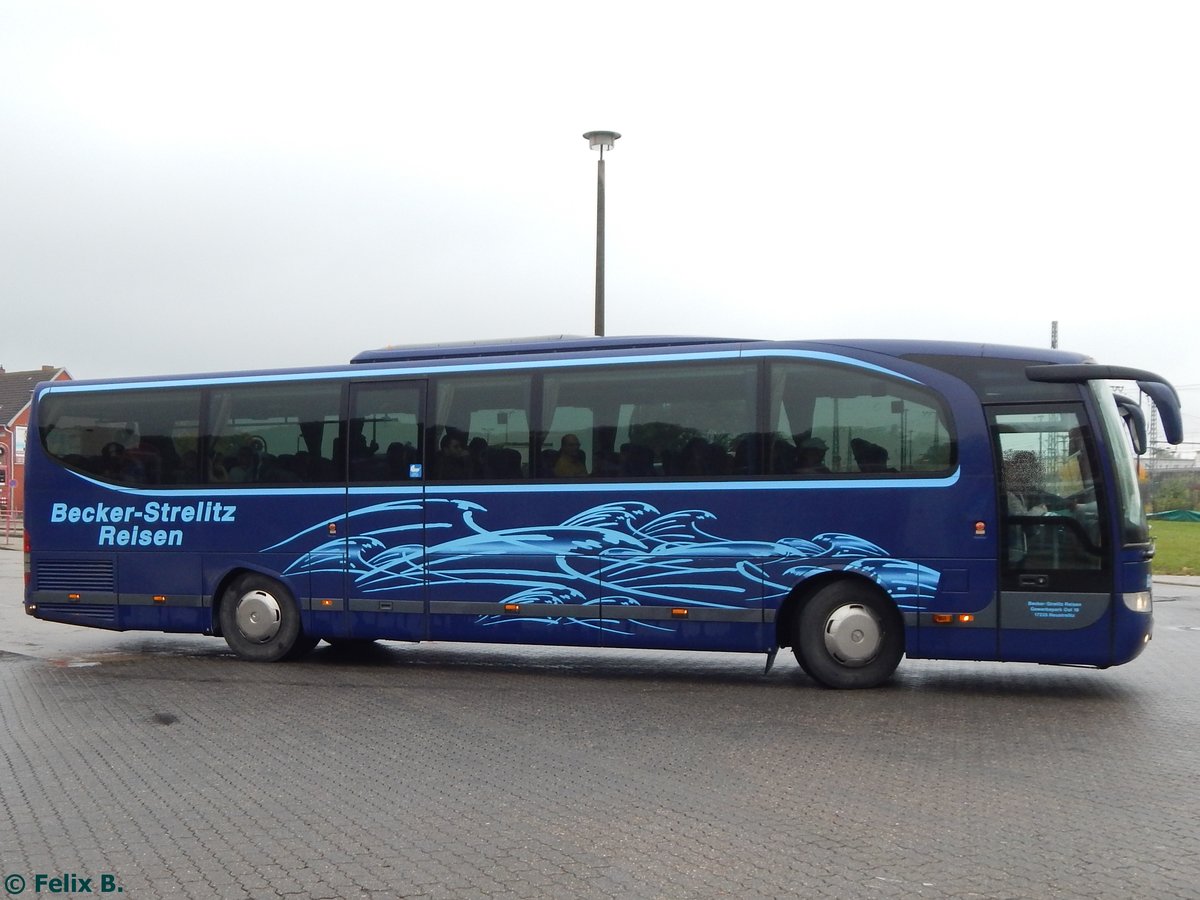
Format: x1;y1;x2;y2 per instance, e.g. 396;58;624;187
2;549;1199;899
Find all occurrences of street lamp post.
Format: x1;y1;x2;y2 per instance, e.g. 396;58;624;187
583;130;620;336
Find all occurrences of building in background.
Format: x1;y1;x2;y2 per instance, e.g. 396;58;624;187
1;366;71;515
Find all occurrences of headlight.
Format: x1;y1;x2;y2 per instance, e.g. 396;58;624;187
1122;591;1152;612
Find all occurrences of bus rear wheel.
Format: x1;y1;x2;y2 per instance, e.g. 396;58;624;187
794;581;903;689
219;574;312;662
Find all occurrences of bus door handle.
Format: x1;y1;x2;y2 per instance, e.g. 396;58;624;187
1019;574;1049;588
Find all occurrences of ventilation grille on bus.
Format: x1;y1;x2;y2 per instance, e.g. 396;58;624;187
36;560;116;593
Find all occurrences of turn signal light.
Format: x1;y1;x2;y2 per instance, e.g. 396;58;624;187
504;603;521;613
671;608;689;618
153;595;167;604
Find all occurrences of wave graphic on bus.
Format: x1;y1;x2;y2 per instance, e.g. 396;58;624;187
271;500;940;634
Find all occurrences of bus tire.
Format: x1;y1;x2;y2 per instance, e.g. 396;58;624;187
795;581;903;689
219;574;306;662
283;634;320;660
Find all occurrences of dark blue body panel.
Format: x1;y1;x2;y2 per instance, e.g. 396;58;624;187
26;470;994;654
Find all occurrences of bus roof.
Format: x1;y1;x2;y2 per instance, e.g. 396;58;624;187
35;335;1106;392
351;334;1103;366
350;334;746;364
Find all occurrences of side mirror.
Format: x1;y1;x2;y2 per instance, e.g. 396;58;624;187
1113;394;1147;455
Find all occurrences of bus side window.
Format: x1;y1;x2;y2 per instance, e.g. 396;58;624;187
542;362;755;480
429;374;532;482
37;389;203;487
768;361;954;476
205;381;344;486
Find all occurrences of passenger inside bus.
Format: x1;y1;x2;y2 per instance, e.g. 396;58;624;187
385;442;416;479
435;429;472;479
227;445;260;483
98;441;144;483
669;437;730;476
553;434;587;477
851;438;894;473
793;434;831;474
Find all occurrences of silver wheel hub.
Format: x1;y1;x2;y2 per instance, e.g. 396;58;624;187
234;589;282;643
822;603;883;667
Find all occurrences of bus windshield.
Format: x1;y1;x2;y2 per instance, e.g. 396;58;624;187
1093;381;1148;546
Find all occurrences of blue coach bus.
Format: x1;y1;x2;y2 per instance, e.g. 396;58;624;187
22;336;1184;688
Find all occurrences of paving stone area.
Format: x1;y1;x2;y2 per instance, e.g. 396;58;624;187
2;558;1200;898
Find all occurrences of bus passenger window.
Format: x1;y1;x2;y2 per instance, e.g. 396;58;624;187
767;361;954;477
205;381;343;486
541;361;756;480
429;374;532;481
37;388;203;487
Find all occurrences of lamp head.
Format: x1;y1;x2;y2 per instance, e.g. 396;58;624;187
583;131;621;152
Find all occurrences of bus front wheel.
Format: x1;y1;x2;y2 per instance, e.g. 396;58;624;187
219;574;314;662
794;581;903;689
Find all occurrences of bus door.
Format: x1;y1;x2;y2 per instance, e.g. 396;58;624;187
339;380;428;641
990;405;1114;664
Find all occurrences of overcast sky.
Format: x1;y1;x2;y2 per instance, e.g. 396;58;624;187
2;2;1197;445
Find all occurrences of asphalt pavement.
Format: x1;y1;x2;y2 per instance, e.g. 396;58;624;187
2;545;1200;899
